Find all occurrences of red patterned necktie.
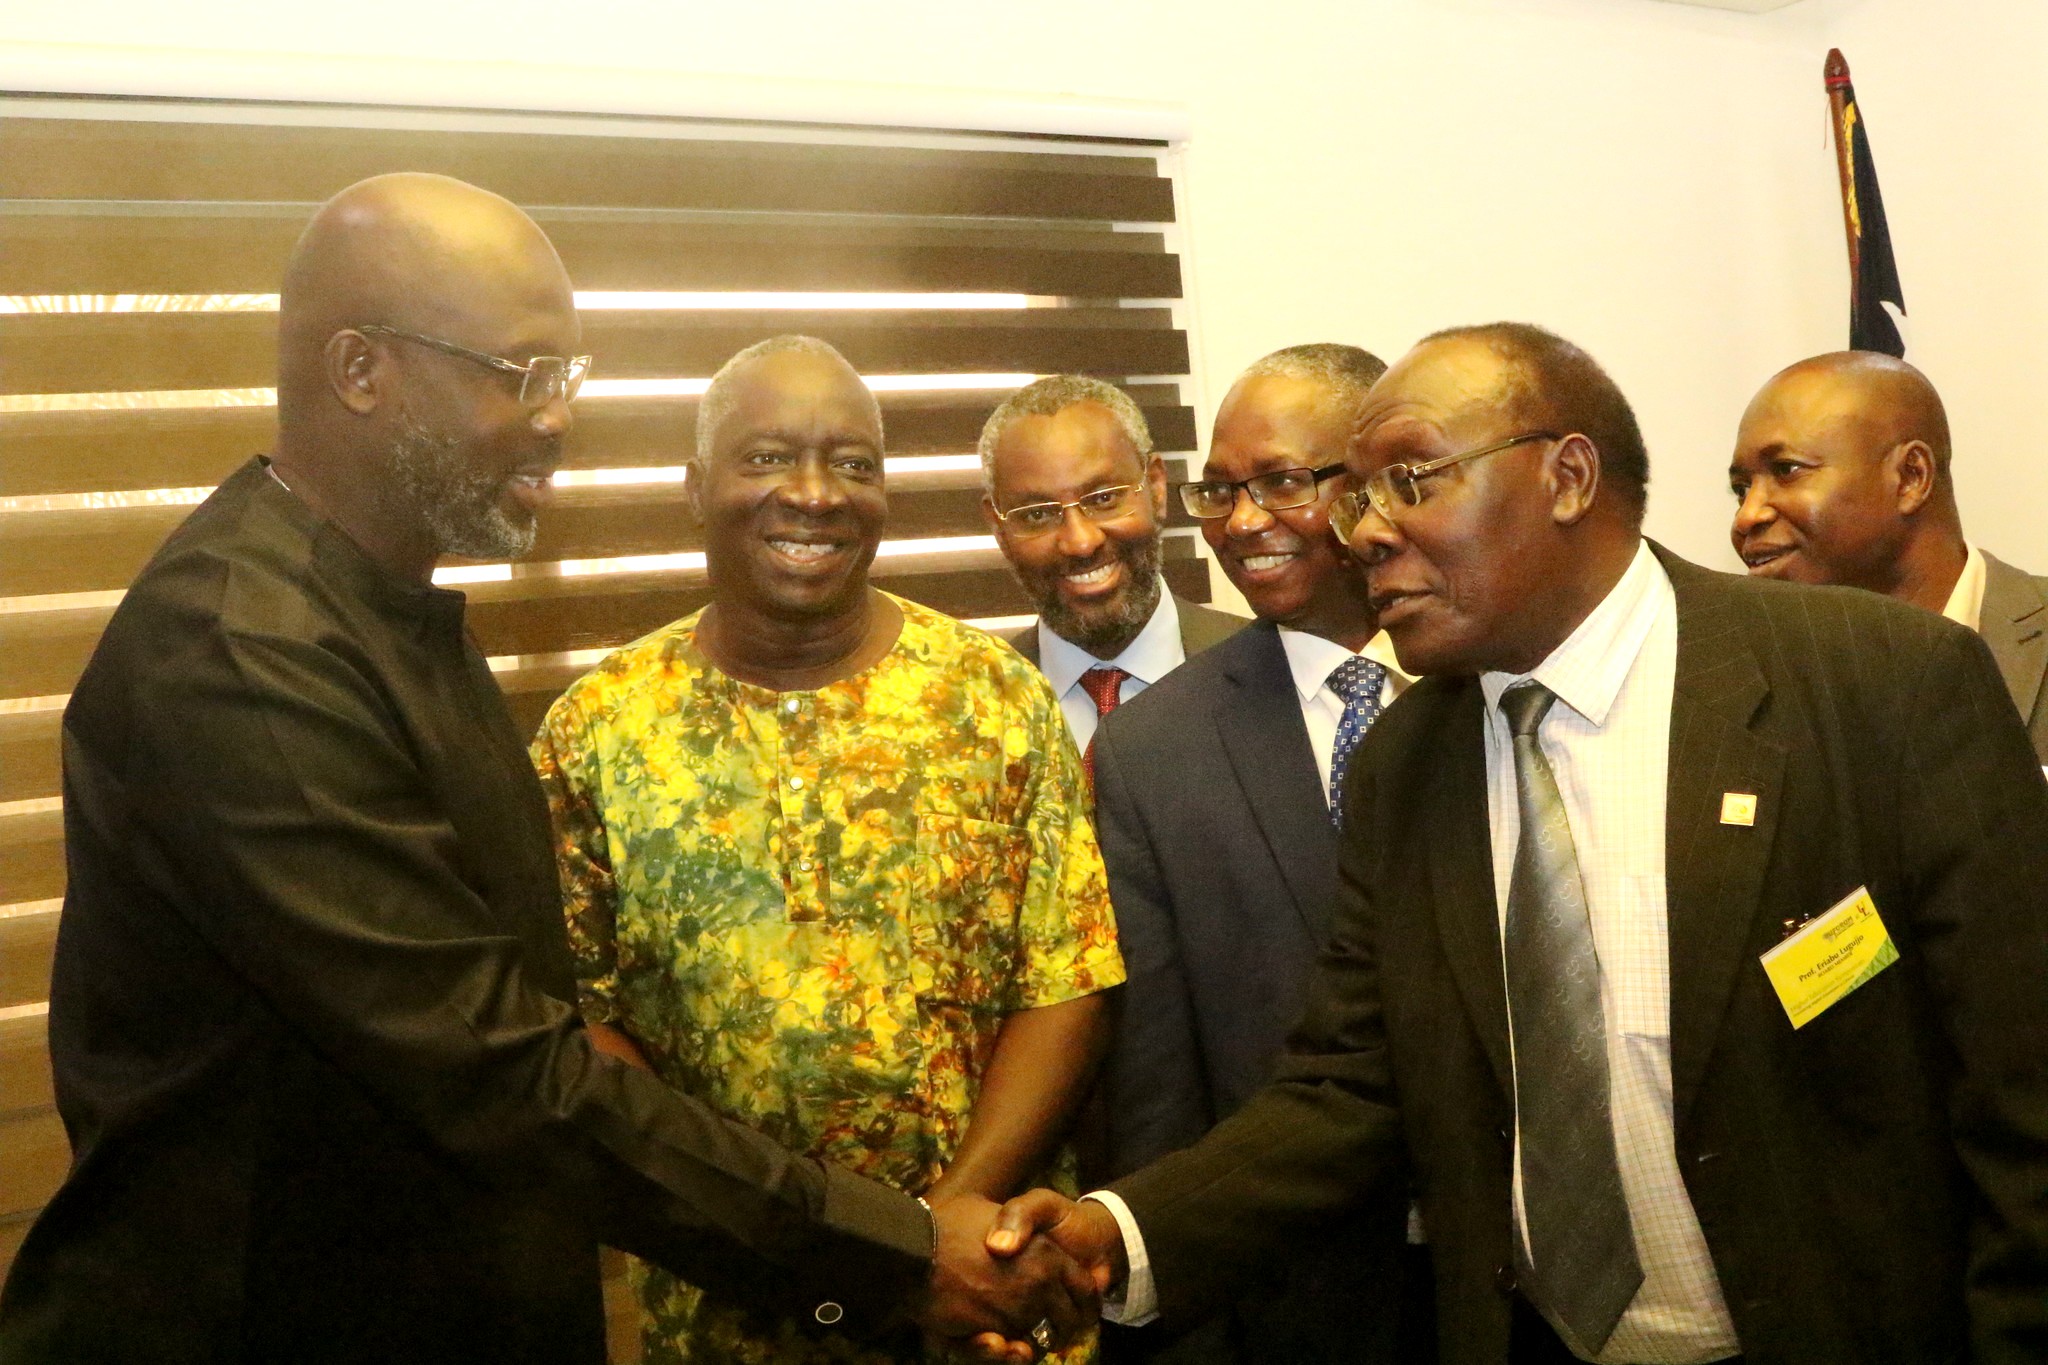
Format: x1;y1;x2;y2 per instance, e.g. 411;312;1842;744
1079;665;1132;792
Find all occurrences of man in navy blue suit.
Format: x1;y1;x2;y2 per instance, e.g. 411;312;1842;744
1091;344;1428;1363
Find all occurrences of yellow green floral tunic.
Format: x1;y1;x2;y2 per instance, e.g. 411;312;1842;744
531;594;1123;1364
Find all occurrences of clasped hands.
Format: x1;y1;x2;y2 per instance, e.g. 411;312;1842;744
917;1189;1126;1361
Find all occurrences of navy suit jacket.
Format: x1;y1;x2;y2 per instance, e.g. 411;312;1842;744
1092;621;1407;1362
1093;620;1343;1163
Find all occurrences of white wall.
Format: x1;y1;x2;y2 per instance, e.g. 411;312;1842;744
5;0;2038;570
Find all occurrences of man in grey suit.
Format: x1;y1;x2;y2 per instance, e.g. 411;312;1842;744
981;323;2048;1365
980;376;1242;758
1091;344;1432;1363
1730;351;2048;764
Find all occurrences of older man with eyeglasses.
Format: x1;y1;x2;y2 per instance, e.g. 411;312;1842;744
980;322;2048;1365
980;377;1243;767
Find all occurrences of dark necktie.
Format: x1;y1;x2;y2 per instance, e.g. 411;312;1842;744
1499;680;1643;1356
1325;655;1389;828
1079;665;1131;791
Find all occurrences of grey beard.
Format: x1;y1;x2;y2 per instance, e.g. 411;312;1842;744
1023;532;1164;654
386;416;538;562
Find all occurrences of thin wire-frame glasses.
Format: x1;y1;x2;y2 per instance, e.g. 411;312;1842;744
991;484;1147;538
1178;464;1346;519
358;324;592;410
1328;431;1562;543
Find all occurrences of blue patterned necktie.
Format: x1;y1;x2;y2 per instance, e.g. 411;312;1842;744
1325;655;1388;828
1499;680;1643;1356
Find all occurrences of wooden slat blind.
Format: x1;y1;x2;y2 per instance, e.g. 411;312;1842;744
2;307;1189;395
0;100;1205;1298
3;216;1186;297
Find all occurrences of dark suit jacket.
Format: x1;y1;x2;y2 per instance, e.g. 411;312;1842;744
1092;621;1407;1362
1112;547;2048;1365
0;462;927;1365
996;594;1245;668
1980;550;2048;764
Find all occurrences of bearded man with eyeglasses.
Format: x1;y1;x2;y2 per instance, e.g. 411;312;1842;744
1;175;1101;1365
979;377;1243;761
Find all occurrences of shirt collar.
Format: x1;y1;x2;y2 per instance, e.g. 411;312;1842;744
1480;539;1665;728
1278;626;1414;704
1940;543;1987;633
1037;583;1184;696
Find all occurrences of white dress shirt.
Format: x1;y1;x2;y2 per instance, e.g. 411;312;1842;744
1038;585;1185;750
1940;543;1988;633
1098;545;1741;1360
1276;627;1412;802
1479;541;1737;1363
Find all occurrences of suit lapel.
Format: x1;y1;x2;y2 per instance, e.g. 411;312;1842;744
1979;552;2048;719
1212;625;1338;938
1424;681;1516;1097
1174;594;1244;659
1657;551;1788;1127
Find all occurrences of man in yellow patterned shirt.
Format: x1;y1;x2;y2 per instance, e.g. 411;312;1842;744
533;335;1124;1364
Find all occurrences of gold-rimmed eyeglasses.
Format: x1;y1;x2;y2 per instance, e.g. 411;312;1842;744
358;324;592;410
991;483;1147;538
1178;464;1346;520
1328;431;1562;543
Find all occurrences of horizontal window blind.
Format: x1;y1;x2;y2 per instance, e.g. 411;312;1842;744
0;98;1207;1294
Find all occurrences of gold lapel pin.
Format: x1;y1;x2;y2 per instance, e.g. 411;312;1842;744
1720;792;1758;827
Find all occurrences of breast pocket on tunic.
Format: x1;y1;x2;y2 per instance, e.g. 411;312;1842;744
909;811;1032;1011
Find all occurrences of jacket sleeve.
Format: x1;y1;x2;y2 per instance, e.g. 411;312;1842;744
99;612;932;1331
1106;746;1406;1325
1091;719;1215;1175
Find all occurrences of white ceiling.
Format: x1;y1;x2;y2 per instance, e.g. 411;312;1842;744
1644;0;1807;11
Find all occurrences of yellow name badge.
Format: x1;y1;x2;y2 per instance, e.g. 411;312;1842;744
1759;886;1899;1029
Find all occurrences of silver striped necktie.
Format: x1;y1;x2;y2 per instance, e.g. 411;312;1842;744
1500;680;1643;1356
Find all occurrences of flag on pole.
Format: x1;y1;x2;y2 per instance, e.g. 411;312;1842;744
1824;50;1906;356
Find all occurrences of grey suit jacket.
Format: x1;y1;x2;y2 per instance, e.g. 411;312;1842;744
996;593;1245;668
1980;550;2048;763
1111;546;2048;1365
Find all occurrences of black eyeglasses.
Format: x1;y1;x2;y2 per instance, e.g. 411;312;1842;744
1328;431;1562;542
358;324;592;410
1179;464;1345;520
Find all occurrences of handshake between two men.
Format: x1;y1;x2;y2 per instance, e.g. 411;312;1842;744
928;1190;1122;1362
